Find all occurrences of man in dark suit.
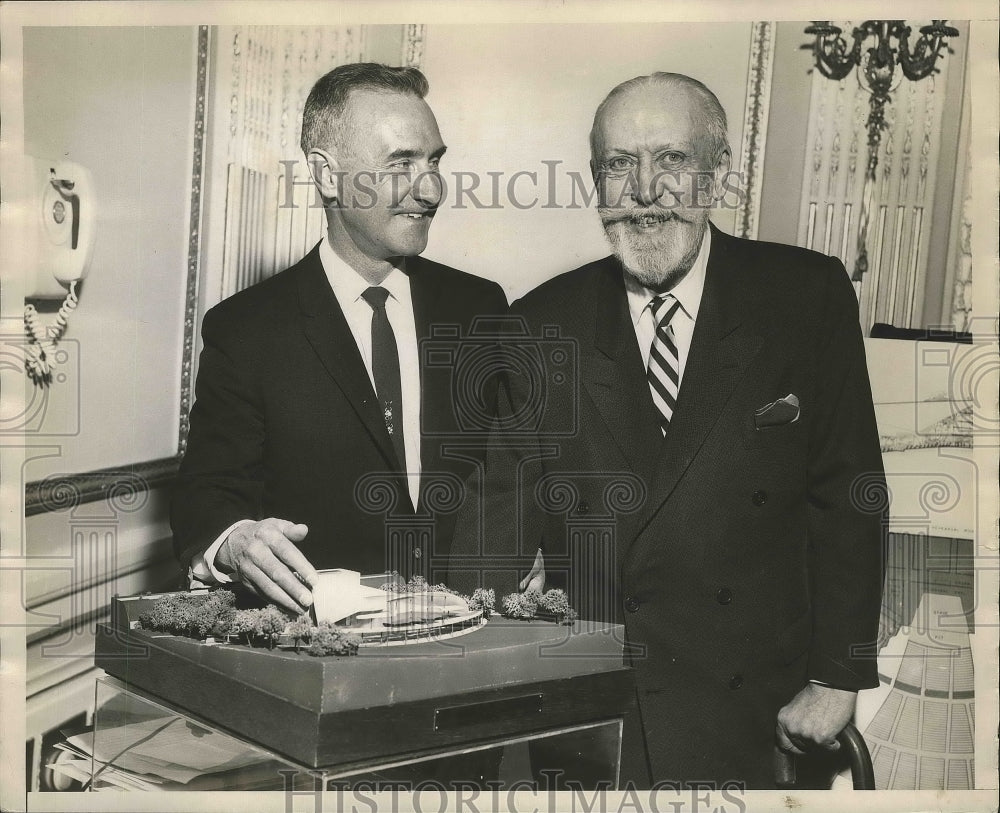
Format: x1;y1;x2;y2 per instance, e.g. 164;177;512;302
171;63;507;614
495;73;885;789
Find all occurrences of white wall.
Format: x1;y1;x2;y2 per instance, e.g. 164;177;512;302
420;23;753;300
22;27;196;478
16;26;199;786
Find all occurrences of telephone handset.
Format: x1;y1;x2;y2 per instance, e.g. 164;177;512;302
23;157;95;385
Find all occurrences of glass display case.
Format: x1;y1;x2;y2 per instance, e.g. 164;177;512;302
84;676;623;792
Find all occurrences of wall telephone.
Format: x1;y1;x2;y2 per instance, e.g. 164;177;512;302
23;156;95;385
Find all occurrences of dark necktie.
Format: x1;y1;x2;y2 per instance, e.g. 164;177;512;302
647;294;682;435
361;286;406;469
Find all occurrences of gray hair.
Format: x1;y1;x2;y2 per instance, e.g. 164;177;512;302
589;72;730;161
300;62;430;155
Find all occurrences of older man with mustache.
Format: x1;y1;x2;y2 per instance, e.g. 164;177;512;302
499;73;885;789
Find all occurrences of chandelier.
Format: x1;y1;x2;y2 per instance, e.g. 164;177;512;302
804;21;959;281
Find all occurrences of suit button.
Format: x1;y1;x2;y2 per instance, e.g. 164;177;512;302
576;501;590;515
729;673;744;690
716;587;733;605
413;547;422;559
751;490;767;506
624;596;640;613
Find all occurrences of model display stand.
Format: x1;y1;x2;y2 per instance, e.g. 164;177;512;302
95;587;633;777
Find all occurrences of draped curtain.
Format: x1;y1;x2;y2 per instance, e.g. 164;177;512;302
795;21;969;332
200;25;423;308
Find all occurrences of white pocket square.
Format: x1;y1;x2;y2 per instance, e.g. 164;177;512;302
754;393;800;429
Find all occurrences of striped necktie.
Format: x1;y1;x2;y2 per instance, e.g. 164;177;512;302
647;294;682;435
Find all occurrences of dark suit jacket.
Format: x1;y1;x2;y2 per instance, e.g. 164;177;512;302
501;226;885;788
172;244;509;580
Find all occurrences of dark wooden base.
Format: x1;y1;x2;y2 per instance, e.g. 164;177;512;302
96;596;633;770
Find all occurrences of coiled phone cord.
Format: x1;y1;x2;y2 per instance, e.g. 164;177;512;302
24;280;78;386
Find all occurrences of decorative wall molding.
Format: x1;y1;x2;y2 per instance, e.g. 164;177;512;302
735;21;775;241
949;143;973;332
179;24;210;457
24;456;181;517
404;24;426;69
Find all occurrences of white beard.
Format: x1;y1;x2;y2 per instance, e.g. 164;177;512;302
603;216;704;290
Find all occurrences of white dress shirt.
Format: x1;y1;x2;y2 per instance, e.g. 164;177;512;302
319;237;422;508
190;238;422;584
623;227;711;388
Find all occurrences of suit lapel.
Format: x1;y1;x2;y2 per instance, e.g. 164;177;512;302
582;260;663;480
296;245;400;470
407;256;450;493
628;227;765;545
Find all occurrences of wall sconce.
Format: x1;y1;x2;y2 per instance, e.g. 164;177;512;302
804;21;959;281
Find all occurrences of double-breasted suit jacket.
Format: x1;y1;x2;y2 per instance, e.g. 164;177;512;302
504;225;885;787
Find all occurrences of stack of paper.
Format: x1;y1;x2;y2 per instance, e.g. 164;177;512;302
47;716;286;791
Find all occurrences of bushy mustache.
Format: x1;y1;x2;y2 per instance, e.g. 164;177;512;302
597;207;690;227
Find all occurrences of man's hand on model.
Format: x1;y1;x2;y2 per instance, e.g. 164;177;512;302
775;683;857;755
215;518;318;614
